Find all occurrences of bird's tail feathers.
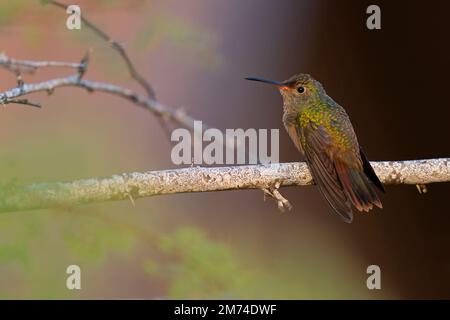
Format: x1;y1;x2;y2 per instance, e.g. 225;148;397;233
335;161;382;212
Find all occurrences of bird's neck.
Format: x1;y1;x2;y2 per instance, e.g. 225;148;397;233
283;95;325;118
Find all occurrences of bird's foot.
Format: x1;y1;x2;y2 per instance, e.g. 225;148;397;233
262;180;293;212
416;184;428;194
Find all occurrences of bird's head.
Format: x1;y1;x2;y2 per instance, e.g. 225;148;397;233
245;73;324;109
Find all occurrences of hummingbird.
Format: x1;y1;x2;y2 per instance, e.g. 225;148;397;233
246;74;384;223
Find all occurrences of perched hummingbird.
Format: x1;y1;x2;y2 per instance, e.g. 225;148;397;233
246;74;384;223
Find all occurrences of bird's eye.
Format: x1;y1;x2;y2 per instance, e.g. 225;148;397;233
297;86;305;94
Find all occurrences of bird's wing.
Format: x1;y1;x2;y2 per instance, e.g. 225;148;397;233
301;122;353;223
284;122;304;153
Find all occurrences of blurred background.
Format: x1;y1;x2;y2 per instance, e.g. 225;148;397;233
0;0;449;299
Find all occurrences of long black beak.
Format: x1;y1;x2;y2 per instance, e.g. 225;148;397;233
245;76;287;88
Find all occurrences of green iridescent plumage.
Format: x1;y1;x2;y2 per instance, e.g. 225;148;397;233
247;74;384;223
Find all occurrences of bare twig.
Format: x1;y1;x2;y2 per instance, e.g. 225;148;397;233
6;99;41;108
23;1;186;139
0;57;260;153
0;53;83;74
0;74;196;129
48;0;156;98
0;158;448;214
47;1;212;143
0;53;261;160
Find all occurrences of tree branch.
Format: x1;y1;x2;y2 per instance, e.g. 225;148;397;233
0;158;448;213
0;73;196;129
0;53;83;74
0;55;250;153
47;0;156;98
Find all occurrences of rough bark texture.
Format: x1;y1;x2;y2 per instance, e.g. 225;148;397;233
0;158;448;213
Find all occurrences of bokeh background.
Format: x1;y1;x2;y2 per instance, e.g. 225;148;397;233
0;0;449;299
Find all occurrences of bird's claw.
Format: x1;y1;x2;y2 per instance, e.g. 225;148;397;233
262;180;293;212
416;184;428;194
